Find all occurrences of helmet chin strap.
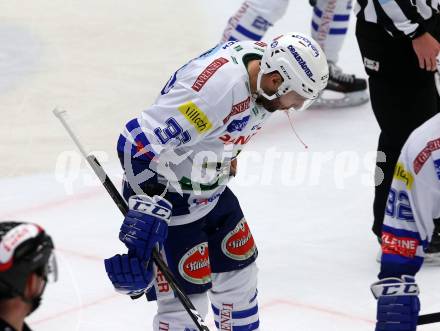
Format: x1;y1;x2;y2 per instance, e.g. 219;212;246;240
256;71;279;100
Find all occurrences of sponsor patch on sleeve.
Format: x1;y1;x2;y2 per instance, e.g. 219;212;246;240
413;138;440;174
178;101;213;134
381;232;419;258
393;162;414;189
192;57;229;92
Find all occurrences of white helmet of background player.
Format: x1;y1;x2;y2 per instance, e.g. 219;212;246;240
257;32;329;111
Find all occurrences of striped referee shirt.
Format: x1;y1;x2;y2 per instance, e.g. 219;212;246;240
354;0;440;38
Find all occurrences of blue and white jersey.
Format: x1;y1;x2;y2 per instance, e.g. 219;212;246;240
118;40;271;226
379;113;440;279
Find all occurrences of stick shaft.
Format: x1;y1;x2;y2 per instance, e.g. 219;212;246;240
54;109;210;331
87;156;209;330
53;109;89;159
418;312;440;325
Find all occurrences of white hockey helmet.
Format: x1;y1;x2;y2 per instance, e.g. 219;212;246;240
256;33;329;110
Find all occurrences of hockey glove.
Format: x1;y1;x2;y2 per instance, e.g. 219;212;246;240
119;195;172;261
371;275;420;331
104;254;154;296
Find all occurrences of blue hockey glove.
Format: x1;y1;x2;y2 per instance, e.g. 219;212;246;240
371;275;420;331
104;254;154;296
119;195;172;261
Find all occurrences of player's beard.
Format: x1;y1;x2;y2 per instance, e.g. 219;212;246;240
255;96;282;113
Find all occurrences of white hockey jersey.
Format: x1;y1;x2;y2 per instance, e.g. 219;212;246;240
118;40;271;226
379;113;440;278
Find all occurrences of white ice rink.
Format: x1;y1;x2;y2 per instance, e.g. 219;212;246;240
1;1;440;330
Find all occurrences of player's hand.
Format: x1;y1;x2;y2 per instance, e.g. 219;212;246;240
371;275;420;331
104;254;154;296
412;32;440;71
119;195;172;261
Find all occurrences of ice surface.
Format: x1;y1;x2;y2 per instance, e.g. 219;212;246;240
1;1;440;330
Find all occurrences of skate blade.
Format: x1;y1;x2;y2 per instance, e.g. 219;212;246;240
309;90;370;109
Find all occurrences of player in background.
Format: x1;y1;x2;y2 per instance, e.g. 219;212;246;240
0;222;57;331
355;0;440;264
104;33;329;330
371;113;440;330
221;0;368;108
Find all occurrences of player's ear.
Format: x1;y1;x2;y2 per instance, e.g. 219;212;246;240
24;273;37;298
24;273;44;298
270;71;283;88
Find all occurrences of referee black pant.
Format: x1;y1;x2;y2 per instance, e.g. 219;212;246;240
356;18;440;238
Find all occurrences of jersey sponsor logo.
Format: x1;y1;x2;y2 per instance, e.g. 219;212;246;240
434;159;440;180
381;232;418;258
178;101;213;134
0;224;41;271
393;162;414;190
221;219;257;261
227;116;250;133
193;192;222;206
178;242;212;285
287;45;315;82
223;97;251;124
219;131;259;145
191;57;229;92
220;303;233;330
414;138;440;174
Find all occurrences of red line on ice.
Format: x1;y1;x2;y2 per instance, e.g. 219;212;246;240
0;186;103;219
30;293;120;325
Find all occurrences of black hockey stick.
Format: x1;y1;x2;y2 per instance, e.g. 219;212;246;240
418;312;440;325
53;109;210;331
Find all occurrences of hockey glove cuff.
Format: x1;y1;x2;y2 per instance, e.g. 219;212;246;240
119;195;172;261
371;275;420;331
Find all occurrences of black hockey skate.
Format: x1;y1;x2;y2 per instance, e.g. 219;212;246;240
310;61;369;109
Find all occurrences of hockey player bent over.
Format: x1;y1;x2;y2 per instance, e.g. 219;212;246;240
221;0;368;108
104;33;329;330
371;113;440;330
